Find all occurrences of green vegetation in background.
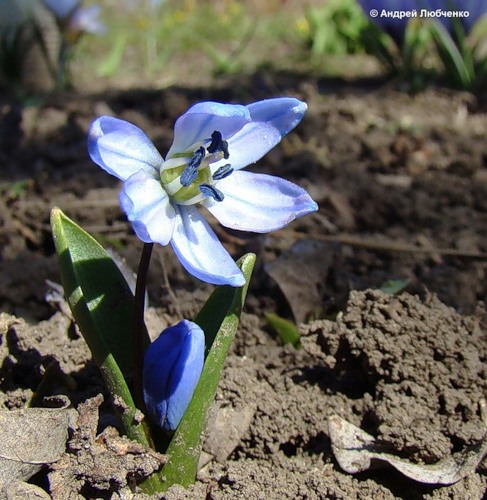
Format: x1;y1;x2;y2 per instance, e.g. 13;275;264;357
7;0;484;91
428;15;487;90
266;312;301;349
303;0;370;58
83;0;303;83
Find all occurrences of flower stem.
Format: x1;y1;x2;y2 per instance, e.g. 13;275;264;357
133;242;153;411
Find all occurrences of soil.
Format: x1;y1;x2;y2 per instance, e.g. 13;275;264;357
1;72;487;499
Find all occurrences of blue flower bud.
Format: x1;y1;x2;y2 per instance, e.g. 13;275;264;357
142;320;204;431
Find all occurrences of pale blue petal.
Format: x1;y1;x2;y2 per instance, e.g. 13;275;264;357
170;205;245;286
204;171;318;233
220;121;282;171
88;116;163;181
143;320;204;431
246;98;307;137
70;6;106;35
221;99;307;171
167;102;250;157
120;170;175;245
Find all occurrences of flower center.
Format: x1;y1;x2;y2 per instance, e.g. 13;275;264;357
159;130;233;205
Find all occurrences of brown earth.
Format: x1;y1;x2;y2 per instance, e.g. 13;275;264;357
0;73;486;498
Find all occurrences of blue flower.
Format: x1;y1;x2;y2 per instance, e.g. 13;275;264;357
69;5;105;35
42;0;105;36
88;98;318;286
142;320;204;431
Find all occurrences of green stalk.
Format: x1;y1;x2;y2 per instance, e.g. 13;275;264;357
159;253;255;489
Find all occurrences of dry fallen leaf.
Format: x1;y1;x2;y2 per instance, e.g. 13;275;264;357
0;405;72;493
265;239;333;324
204;403;256;463
328;406;487;485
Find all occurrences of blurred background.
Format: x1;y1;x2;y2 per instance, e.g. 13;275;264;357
2;0;487;94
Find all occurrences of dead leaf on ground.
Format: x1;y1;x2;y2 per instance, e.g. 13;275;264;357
0;404;72;494
328;405;487;485
265;239;333;324
204;403;256;463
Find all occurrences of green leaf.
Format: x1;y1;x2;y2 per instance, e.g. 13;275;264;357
159;253;256;490
379;279;410;295
361;23;398;73
51;208;163;493
265;312;301;348
51;207;150;375
429;20;473;89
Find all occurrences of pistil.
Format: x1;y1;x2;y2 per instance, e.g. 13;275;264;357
161;129;232;205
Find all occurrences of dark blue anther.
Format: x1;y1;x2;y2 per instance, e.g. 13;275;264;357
199;183;224;202
207;130;229;160
207;131;222;154
180;147;205;187
212;164;233;180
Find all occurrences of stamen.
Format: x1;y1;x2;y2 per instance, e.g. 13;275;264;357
207;130;230;160
199;183;224;202
212;164;233;180
207;131;222;154
180;147;205;187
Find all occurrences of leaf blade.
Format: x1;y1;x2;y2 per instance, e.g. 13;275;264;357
50;208;163;493
160;253;256;489
51;207;151;375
